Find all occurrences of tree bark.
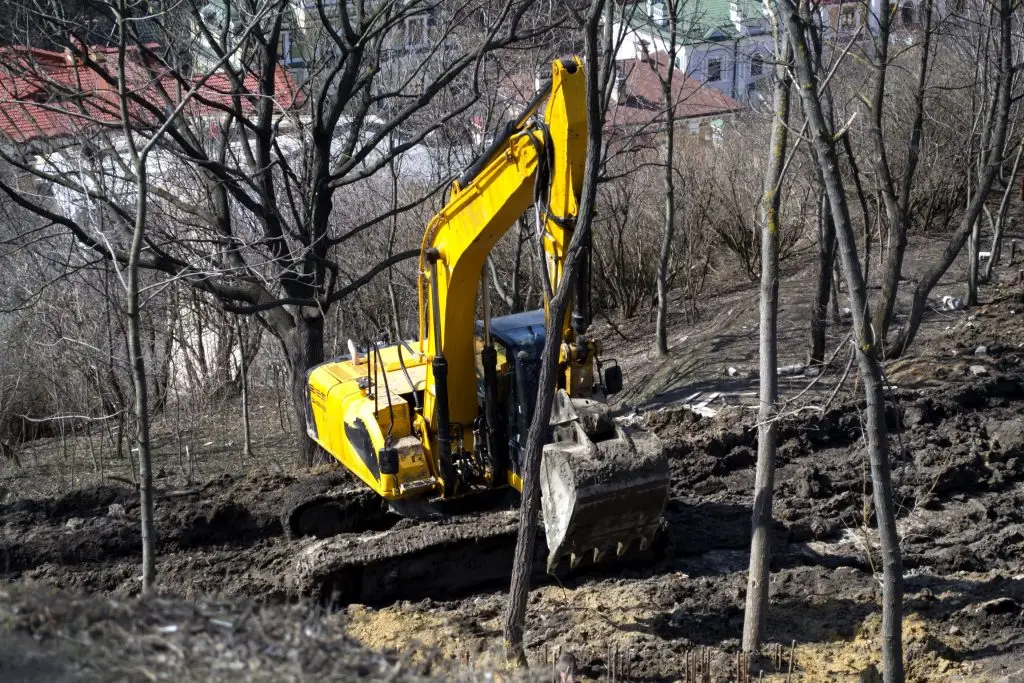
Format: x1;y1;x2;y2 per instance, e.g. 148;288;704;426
809;194;836;366
237;316;253;460
778;3;904;680
655;121;675;357
743;34;791;654
869;0;932;346
967;216;982;305
655;0;681;357
504;0;608;664
285;312;325;468
983;142;1023;281
127;161;157;596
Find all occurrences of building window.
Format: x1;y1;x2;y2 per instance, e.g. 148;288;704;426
688;120;701;135
839;6;858;29
750;53;764;77
648;0;668;26
404;15;428;48
900;3;917;26
707;58;722;82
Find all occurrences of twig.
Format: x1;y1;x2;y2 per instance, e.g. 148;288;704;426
821;345;856;413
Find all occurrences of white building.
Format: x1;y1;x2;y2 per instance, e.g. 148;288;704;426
612;0;776;103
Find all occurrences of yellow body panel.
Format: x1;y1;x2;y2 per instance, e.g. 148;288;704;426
306;344;439;500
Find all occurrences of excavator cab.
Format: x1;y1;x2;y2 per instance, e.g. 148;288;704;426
476;310;669;572
476;309;545;479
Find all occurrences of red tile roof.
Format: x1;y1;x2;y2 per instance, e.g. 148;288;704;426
0;44;301;144
606;52;743;131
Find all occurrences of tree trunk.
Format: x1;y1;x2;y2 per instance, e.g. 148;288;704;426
127;161;157;596
778;4;904;680
655;7;680;358
237;316;253;460
830;260;842;324
743;35;791;654
504;0;607;663
967;216;981;305
983;142;1024;281
655;115;676;357
809;194;836;366
285;312;325;468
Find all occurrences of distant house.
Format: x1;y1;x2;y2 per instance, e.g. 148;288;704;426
615;0;952;102
486;53;742;148
613;0;775;103
0;40;303;392
606;52;745;138
0;42;300;149
194;0;442;84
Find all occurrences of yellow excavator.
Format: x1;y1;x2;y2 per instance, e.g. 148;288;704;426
301;58;670;572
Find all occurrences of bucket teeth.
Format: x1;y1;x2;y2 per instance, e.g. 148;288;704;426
639;535;651;551
593;547;606;563
569;552;583;569
617;540;629;557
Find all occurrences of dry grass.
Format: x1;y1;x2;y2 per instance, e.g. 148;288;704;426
1;390;297;502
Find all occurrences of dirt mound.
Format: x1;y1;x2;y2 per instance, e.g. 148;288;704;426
1;470;294;580
0;581;527;682
47;484;136;520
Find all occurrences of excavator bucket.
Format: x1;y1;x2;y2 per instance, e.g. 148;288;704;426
540;392;670;573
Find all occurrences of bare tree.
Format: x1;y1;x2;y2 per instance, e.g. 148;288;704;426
868;0;934;347
982;140;1023;281
653;0;682;357
0;0;561;469
891;0;1016;353
774;0;905;679
503;0;612;664
742;29;791;654
96;0;255;593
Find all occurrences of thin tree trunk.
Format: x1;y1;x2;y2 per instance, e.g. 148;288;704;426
127;161;157;596
968;216;982;305
504;0;607;663
512;218;528;312
809;194;836;365
983;141;1024;280
869;0;932;346
743;34;791;654
655;127;676;356
778;3;904;680
655;1;680;357
237;316;253;460
830;260;842;324
893;0;1013;355
388;155;403;340
112;0;158;595
287;313;325;468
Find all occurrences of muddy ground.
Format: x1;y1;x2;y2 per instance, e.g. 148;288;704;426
3;233;1024;681
4;358;1024;680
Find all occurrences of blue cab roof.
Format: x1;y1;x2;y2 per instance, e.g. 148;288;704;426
476;309;546;354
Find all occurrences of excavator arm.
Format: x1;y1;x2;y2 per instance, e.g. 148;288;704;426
416;58;588;481
416;58;669;571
